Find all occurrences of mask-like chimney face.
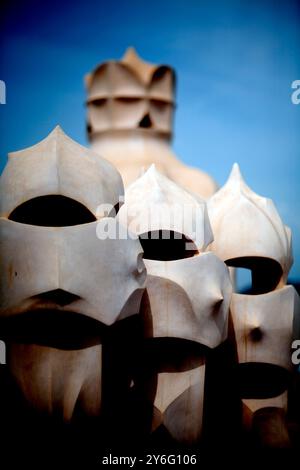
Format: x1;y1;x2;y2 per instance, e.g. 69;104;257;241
0;127;146;422
118;165;231;348
0;126;146;325
207;163;299;445
207;163;293;291
0;126;124;219
118;167;232;443
229;284;300;440
118;164;213;251
85;48;175;139
231;286;300;386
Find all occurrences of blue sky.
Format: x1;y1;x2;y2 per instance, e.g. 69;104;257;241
0;0;299;281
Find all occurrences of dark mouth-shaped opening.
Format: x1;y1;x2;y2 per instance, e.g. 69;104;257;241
143;338;209;372
226;257;282;294
236;363;290;399
35;289;81;307
139;230;199;261
0;310;103;350
0;309;141;352
9;195;97;227
138;113;152;128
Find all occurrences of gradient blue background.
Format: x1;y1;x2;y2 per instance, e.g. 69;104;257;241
1;0;299;282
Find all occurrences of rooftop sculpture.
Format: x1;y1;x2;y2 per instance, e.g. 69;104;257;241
85;48;217;198
0;51;299;460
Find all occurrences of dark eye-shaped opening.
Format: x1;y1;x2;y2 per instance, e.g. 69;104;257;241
150;99;170;109
139;230;198;261
226;257;282;295
114;97;142;104
9;195;96;227
91;98;107;106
